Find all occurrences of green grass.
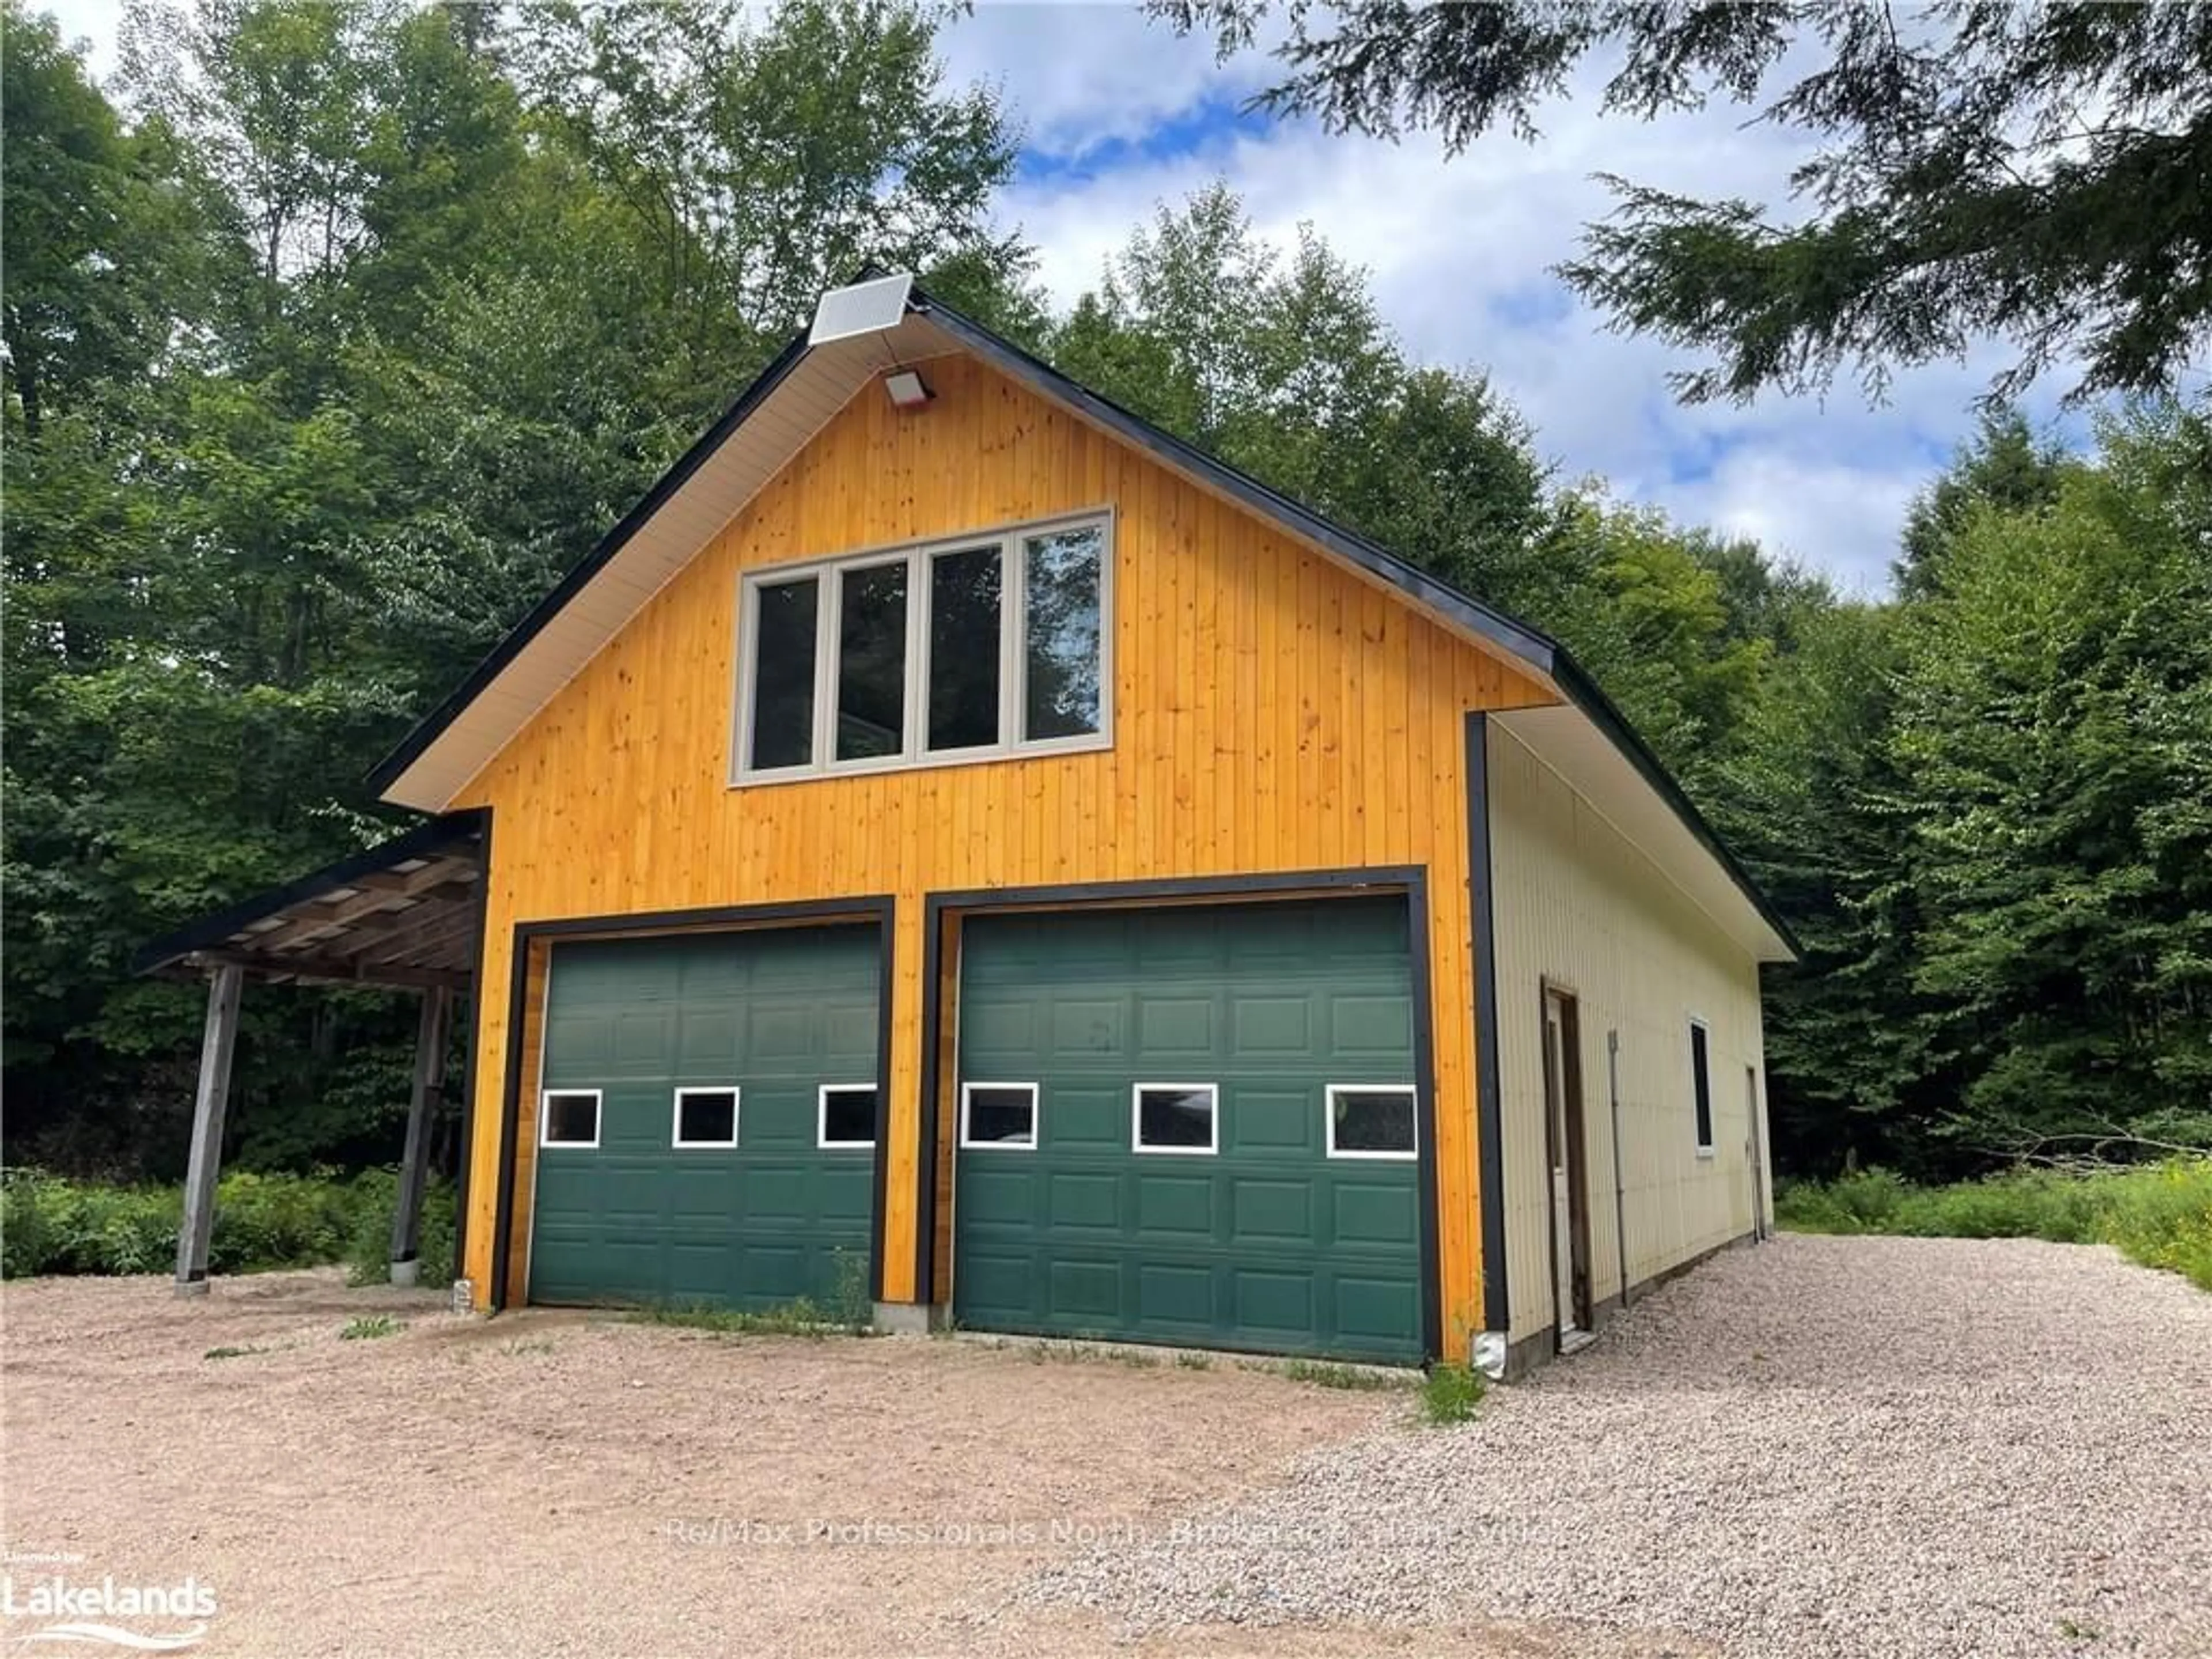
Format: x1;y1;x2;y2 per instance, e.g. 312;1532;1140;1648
339;1315;404;1340
1260;1357;1416;1392
627;1296;865;1339
0;1166;457;1287
1775;1158;2212;1291
1419;1362;1484;1425
203;1342;273;1361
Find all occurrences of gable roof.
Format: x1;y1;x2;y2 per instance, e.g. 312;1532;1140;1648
368;278;1798;963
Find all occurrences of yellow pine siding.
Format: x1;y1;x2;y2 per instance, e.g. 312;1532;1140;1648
453;353;1554;1335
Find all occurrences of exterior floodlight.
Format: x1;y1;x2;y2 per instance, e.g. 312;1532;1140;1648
884;369;933;410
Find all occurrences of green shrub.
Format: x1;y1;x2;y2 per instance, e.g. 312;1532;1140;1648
1421;1361;1484;1426
340;1171;457;1288
2097;1160;2212;1293
0;1167;454;1282
1777;1158;2212;1292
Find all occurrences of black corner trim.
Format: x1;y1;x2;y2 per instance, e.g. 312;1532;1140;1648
1467;714;1510;1337
488;895;896;1315
134;810;486;976
1404;873;1446;1363
867;902;898;1305
453;805;494;1281
914;898;946;1305
488;925;531;1313
363;333;815;795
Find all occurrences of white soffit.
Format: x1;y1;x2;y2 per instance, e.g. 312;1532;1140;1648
1490;703;1794;965
380;311;962;810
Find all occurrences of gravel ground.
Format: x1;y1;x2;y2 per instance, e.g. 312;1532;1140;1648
1;1269;1452;1657
1024;1233;2212;1658
4;1237;2205;1657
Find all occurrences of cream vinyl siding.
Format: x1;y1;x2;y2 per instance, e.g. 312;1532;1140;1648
1486;721;1772;1343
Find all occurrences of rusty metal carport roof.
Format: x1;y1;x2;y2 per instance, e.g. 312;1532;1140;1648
135;812;484;991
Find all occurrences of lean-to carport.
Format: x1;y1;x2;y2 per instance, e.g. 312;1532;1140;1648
134;812;486;1294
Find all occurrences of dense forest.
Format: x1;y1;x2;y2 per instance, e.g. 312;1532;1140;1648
5;0;2207;1187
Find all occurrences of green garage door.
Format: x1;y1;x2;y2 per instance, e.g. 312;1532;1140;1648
953;898;1426;1363
529;926;879;1310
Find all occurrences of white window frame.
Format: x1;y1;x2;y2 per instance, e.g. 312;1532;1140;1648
538;1087;603;1150
959;1081;1039;1150
817;1082;878;1149
671;1085;741;1149
732;507;1115;785
1688;1014;1716;1158
1324;1084;1419;1161
1131;1082;1219;1156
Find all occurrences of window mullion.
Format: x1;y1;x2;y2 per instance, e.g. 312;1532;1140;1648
816;568;840;772
904;548;927;759
1001;533;1024;749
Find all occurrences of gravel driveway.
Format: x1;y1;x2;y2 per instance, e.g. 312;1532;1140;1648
1028;1234;2212;1658
4;1236;2207;1658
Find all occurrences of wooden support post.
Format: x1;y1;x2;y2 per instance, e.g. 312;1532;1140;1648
175;963;245;1296
389;985;452;1286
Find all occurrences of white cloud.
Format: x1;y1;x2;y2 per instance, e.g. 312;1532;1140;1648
41;0;2068;593
946;10;2068;593
941;1;1272;161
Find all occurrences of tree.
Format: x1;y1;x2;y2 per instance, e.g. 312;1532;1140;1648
1888;402;2212;1153
1895;407;2068;599
1155;1;2212;404
1050;186;1551;611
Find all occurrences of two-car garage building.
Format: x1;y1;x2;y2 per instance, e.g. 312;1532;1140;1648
145;275;1796;1375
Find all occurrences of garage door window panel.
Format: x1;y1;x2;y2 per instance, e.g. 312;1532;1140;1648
1134;1084;1219;1154
819;1084;877;1148
1326;1085;1418;1160
672;1086;740;1148
962;1082;1039;1149
540;1089;601;1149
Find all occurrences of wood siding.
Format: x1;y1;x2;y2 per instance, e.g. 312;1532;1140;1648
1484;723;1771;1341
452;351;1554;1338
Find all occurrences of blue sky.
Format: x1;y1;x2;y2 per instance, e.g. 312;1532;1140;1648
48;0;2078;594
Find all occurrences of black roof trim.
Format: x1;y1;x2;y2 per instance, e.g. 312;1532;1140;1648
911;296;1564;675
362;276;1796;958
134;811;486;975
362;333;816;793
913;290;1798;957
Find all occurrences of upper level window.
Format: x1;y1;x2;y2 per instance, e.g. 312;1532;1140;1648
735;513;1110;782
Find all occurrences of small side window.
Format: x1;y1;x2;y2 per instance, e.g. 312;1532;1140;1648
1132;1084;1218;1154
961;1082;1038;1149
1326;1085;1417;1160
1690;1019;1714;1154
819;1084;877;1148
540;1089;601;1149
672;1087;740;1149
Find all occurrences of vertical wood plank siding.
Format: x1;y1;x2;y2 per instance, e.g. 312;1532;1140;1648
1484;723;1770;1340
452;354;1554;1337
